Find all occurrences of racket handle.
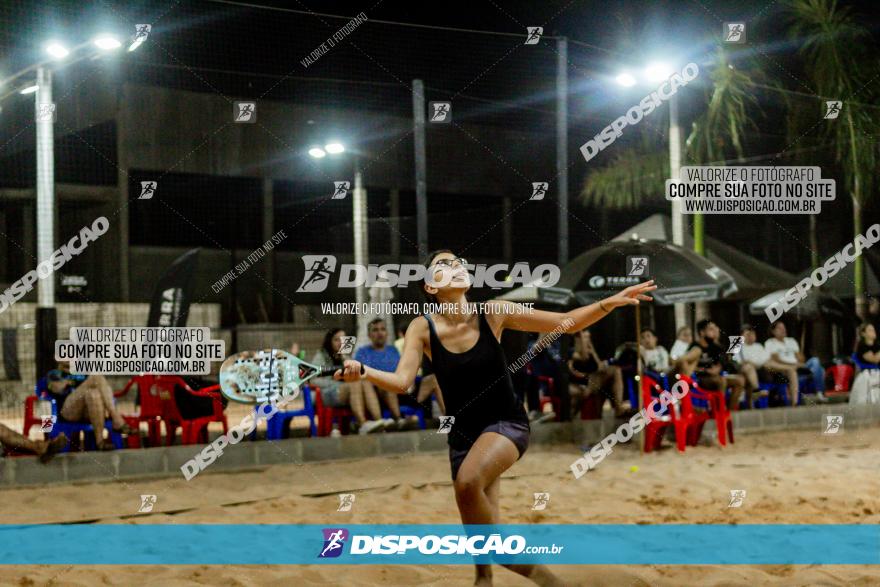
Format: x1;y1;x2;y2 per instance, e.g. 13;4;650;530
320;365;366;377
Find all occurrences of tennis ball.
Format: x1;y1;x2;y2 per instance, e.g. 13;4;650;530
630;465;639;473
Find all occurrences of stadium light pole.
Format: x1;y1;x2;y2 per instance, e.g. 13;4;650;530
0;35;125;377
615;61;687;331
309;142;370;342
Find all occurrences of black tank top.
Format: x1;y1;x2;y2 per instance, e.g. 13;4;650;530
424;310;529;450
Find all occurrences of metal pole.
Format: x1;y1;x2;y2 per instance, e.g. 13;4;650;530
412;79;428;258
35;67;57;378
556;37;569;267
669;93;687;331
353;160;369;343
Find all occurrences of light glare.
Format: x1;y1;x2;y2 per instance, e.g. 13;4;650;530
615;73;636;87
644;62;673;82
308;147;326;158
325;142;345;154
94;35;122;50
45;42;69;59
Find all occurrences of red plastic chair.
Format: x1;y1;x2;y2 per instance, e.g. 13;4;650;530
117;375;181;447
825;364;853;397
641;374;688;453
676;374;734;447
179;383;228;444
314;387;355;436
22;395;41;437
526;364;561;421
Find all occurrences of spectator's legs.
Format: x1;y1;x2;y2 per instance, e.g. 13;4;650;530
60;386;107;433
723;374;745;410
568;383;586;416
588;365;626;415
79;375;126;429
739;363;759;408
764;360;799;405
806;357;826;393
381;390;402;420
0;424;67;462
525;375;541;414
343;381;378;424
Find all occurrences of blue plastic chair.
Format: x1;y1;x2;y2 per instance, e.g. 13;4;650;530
381;404;427;430
852;352;880;372
46;399;123;452
259;384;317;440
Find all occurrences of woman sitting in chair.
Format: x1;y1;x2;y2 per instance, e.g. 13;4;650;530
855;323;880;368
40;363;133;450
311;328;386;435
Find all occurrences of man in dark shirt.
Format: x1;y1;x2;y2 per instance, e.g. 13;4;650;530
679;319;745;410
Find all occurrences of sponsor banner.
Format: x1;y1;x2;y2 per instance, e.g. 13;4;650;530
0;525;875;564
148;248;200;328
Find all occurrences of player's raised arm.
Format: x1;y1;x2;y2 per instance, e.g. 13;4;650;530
493;280;656;334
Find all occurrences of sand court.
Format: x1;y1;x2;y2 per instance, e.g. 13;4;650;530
0;425;878;585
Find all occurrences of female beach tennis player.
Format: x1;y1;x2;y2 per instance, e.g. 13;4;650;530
336;250;655;586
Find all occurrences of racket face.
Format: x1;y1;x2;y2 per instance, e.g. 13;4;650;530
219;348;312;404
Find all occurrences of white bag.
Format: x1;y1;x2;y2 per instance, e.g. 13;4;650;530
849;369;880;405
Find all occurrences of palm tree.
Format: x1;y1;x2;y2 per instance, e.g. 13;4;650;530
785;0;880;317
685;46;775;255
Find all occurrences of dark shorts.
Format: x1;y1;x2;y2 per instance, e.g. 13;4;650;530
448;420;530;482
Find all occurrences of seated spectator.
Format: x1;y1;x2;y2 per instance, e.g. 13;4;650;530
0;423;66;463
355;318;420;430
174;375;229;420
394;324;406;355
765;321;827;401
640;328;670;374
312;328;385;435
525;333;563;423
568;329;630;417
39;364;133;450
679;319;745;410
734;324;799;405
855;323;880;368
670;326;693;362
289;341;304;359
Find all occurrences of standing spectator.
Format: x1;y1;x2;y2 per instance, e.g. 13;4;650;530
670;326;693;362
355;318;411;429
855;323;880;367
567;329;629;417
764;321;828;402
679;319;745;410
639;328;671;374
311;328;385;435
734;324;799;406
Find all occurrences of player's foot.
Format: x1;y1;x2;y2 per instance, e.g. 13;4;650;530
535;411;556;424
38;433;68;463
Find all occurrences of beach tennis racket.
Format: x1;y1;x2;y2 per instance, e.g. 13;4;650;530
218;348;363;404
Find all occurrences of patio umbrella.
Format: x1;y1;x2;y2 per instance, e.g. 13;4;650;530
749;289;850;321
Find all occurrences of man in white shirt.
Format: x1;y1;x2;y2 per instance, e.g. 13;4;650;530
764;321;827;402
639;328;671;373
735;325;799;405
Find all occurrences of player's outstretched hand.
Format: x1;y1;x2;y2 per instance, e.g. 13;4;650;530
335;359;364;382
604;280;656;309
